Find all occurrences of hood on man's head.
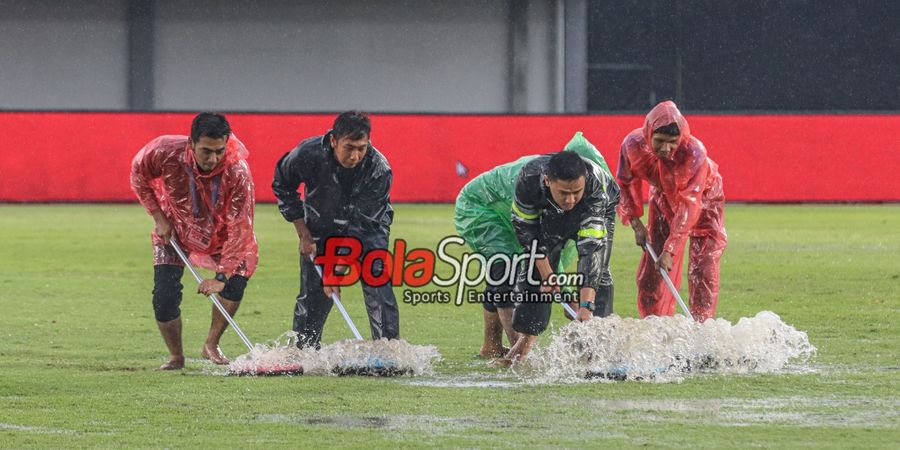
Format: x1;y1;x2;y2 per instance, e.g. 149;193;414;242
224;133;249;163
643;101;692;147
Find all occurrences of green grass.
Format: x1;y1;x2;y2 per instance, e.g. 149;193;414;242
1;204;898;448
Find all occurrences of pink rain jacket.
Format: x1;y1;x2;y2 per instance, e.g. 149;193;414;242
131;135;258;278
616;101;726;256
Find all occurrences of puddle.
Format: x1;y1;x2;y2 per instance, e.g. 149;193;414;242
556;396;899;428
0;422;77;435
403;373;521;389
251;413;497;432
719;397;900;428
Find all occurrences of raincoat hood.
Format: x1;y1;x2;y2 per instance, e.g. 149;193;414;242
643;101;692;149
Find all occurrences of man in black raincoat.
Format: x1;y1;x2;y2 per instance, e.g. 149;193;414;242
504;151;620;363
272;111;399;349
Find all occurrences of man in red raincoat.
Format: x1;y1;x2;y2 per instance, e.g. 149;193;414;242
131;112;259;370
616;101;727;322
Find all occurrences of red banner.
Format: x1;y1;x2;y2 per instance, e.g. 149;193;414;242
0;112;897;202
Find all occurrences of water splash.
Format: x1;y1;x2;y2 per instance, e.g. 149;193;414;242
225;332;305;376
523;311;816;383
227;332;441;376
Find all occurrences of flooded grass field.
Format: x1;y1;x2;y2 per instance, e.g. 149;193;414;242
1;204;897;447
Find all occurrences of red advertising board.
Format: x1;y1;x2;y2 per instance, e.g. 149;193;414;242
0;112;897;202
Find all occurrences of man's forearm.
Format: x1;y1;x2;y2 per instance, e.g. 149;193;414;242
630;217;643;229
292;219;311;239
534;256;554;281
151;210;168;224
579;287;596;303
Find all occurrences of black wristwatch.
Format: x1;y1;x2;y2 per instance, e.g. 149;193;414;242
215;272;228;283
579;301;595;312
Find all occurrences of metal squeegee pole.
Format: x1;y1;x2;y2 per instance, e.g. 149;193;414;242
309;256;364;340
552;291;579;320
170;240;255;351
561;301;579;320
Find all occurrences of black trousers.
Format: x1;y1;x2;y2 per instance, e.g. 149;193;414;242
293;235;400;349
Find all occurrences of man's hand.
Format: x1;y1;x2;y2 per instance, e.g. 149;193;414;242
198;279;225;296
153;212;173;244
299;234;316;258
323;285;341;298
293;219;317;257
540;282;560;294
576;306;593;322
657;251;674;272
577;287;597;322
631;218;648;248
535;257;558;294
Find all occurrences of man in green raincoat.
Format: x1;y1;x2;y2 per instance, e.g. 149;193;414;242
454;133;619;358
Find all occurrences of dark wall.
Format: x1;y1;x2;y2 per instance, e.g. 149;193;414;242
587;0;900;111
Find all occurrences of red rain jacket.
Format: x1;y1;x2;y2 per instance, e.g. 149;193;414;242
131;135;258;277
616;101;725;256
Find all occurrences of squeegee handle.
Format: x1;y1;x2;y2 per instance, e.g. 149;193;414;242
308;256;364;340
643;243;695;321
551;291;580;321
561;300;579;320
170;240;255;351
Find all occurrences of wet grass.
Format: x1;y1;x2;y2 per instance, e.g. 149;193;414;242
0;204;898;448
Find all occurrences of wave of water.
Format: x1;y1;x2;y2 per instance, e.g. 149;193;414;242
523;311;816;383
227;332;441;377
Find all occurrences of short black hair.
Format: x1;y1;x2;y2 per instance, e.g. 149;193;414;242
332;110;371;140
191;112;231;142
653;122;680;136
547;152;587;181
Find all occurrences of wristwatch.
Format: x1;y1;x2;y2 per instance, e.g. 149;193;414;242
215;272;228;283
579;301;595;312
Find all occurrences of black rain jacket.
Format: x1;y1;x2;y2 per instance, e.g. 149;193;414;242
272;132;394;241
511;153;620;289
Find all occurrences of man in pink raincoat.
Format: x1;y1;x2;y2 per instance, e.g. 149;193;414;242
616;101;727;322
131;112;259;370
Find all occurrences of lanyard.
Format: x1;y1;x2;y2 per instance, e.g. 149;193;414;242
185;164;222;219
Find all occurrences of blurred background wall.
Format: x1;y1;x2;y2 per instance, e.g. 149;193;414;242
0;0;563;113
2;0;896;113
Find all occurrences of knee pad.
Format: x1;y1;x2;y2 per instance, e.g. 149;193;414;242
152;265;184;322
219;275;248;302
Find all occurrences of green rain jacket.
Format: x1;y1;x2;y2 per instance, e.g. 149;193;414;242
454;132;615;272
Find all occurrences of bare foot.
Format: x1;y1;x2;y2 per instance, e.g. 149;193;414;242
201;345;229;365
157;356;185;371
492;357;514;368
478;346;511;359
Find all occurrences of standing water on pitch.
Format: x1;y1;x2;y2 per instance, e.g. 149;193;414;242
523;311;815;382
226;332;441;376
